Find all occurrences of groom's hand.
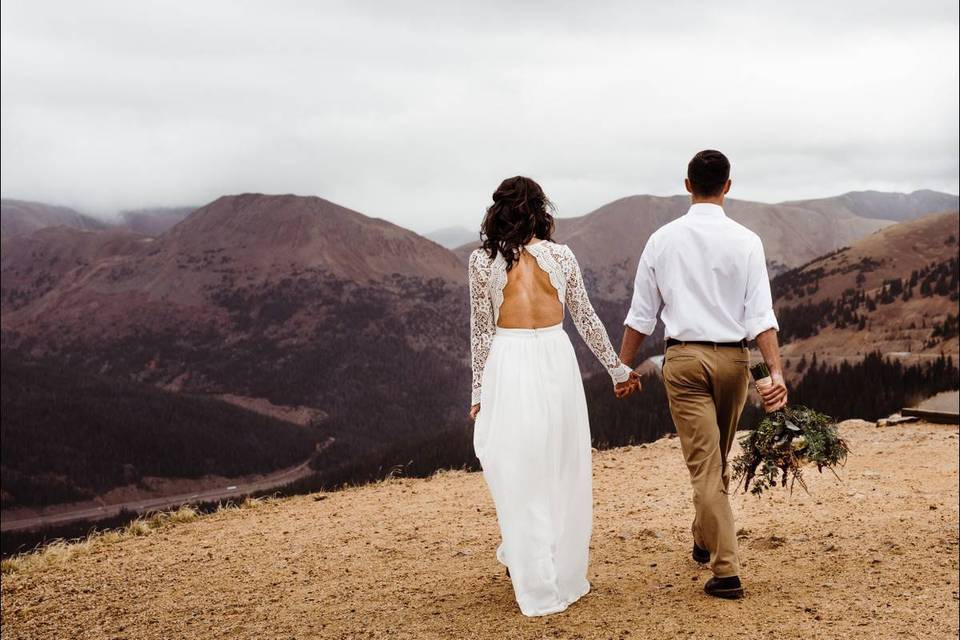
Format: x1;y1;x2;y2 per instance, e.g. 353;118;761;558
615;371;642;398
757;370;788;410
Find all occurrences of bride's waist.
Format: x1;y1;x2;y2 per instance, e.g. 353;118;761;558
494;323;564;339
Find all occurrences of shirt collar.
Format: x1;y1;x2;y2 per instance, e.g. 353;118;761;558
686;203;726;218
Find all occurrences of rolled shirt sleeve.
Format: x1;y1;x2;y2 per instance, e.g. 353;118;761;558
623;239;662;335
742;237;780;340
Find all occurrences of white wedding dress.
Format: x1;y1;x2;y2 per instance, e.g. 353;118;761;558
469;240;632;617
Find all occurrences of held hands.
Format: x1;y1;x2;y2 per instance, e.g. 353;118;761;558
756;370;788;411
473;368;642;417
614;370;642;399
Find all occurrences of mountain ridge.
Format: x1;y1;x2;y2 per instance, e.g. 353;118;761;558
784;189;959;222
0;199;108;239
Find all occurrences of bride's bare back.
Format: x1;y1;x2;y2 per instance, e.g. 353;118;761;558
497;247;563;329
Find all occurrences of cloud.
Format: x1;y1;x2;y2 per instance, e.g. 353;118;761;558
1;0;957;231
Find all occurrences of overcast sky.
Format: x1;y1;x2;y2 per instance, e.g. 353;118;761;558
1;1;958;232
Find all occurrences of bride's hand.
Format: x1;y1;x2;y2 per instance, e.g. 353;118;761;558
469;404;481;421
615;371;642;398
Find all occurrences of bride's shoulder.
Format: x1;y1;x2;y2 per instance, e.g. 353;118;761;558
544;240;576;260
468;248;494;270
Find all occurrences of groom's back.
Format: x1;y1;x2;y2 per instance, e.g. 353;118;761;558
626;203;774;343
653;211;760;303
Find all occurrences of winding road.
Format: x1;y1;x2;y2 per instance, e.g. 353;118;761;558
0;459;315;533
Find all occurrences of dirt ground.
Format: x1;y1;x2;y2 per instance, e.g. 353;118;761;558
2;420;958;639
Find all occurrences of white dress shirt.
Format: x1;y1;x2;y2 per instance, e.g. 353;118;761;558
624;203;779;342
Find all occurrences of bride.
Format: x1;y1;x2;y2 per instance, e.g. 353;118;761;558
469;176;640;617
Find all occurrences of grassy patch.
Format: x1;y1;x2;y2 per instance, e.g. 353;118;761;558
0;504;222;577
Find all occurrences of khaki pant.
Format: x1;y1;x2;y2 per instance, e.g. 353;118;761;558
662;342;749;578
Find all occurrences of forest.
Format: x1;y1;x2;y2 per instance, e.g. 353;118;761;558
0;358;319;508
775;256;959;344
790;352;958;420
283;347;960;495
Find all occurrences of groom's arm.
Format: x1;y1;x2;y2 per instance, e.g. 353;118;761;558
744;237;787;408
618;326;647;369
620;240;660;369
754;328;787;407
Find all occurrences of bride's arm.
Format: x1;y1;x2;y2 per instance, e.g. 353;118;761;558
469;250;495;408
561;246;634;386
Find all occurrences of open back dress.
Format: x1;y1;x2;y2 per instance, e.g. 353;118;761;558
468;240;631;617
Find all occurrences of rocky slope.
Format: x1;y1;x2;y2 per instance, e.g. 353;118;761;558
1;420;957;639
772;210;959;366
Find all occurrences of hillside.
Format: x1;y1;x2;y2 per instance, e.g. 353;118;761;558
1;194;472;510
0;358;318;509
772;210;959;366
2;420;957;639
0;226;151;311
0;199;107;238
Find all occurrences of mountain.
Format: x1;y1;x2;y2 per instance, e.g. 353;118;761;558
118;207;195;235
0;199;107;239
1;193;472;508
425;226;477;249
772;210;959;367
785;190;959;222
2;193;464;322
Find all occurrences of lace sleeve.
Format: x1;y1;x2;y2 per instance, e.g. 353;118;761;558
469;250;495;405
560;246;633;385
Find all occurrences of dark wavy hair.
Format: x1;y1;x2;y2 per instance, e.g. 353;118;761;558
480;176;555;270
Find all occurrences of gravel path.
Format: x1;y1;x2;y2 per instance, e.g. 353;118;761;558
2;420;958;639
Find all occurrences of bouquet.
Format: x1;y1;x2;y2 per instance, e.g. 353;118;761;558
731;362;850;496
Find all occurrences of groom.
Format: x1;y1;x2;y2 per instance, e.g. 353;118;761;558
616;150;787;599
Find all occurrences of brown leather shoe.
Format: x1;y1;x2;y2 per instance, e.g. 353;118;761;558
704;575;744;599
692;543;710;564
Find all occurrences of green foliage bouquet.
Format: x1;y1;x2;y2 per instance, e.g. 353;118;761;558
731;363;850;496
